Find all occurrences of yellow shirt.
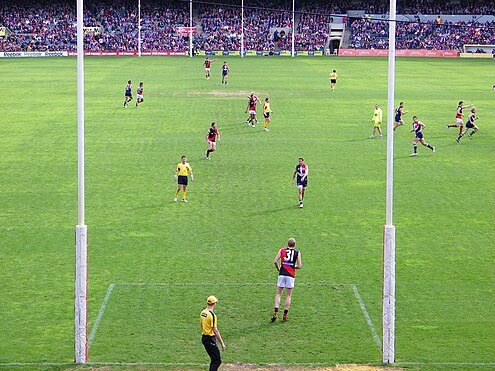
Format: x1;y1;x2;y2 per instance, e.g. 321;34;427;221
329;72;338;80
200;309;217;336
176;162;192;176
263;102;271;113
373;108;383;122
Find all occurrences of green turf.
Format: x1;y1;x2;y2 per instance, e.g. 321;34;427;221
0;56;494;370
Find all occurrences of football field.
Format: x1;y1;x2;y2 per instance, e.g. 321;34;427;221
0;56;494;370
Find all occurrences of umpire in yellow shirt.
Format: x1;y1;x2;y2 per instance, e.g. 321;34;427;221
200;295;225;371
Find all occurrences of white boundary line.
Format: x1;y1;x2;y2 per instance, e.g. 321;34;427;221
351;284;382;350
88;283;115;350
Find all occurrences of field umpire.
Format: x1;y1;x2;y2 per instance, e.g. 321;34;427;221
200;295;225;371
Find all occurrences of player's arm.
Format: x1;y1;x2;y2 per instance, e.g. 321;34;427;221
296;252;302;269
291;167;297;185
301;166;308;181
378;110;382;122
273;250;281;272
213;326;225;351
245;102;249;113
217;131;221;141
205;130;209;141
174;165;179;180
189;167;194;181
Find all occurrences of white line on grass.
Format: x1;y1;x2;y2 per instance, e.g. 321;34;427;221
92;136;342;143
118;281;354;286
88;283;115;350
352;284;382;350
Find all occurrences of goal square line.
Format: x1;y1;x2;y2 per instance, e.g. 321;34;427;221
88;281;381;362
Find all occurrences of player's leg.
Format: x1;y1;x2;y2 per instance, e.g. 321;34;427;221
283;285;294;321
208;142;215;158
272;284;284;321
377;125;383;138
298;185;304;208
182;184;188;202
421;138;435;152
174;184;181;202
411;138;419;156
206;141;212;159
250;114;256;127
202;336;221;371
468;125;479;138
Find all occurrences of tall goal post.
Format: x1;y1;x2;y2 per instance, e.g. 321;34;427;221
75;0;88;363
382;0;397;364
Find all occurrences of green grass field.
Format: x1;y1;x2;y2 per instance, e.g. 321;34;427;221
0;56;494;370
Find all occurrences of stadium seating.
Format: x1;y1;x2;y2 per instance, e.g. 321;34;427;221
1;0;494;52
348;19;495;51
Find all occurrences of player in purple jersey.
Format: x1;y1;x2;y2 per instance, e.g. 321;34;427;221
123;80;132;108
410;116;436;156
456;107;480;142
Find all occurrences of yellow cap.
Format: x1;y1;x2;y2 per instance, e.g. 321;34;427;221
207;295;218;305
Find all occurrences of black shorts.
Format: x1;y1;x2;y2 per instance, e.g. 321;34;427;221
178;175;188;185
330;79;336;84
415;132;423;139
125;92;132;97
297;178;307;188
264;112;270;118
466;122;475;129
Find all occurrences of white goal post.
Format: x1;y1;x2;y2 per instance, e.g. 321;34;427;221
75;0;88;363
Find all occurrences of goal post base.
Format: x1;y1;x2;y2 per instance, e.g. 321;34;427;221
75;225;88;364
382;224;396;364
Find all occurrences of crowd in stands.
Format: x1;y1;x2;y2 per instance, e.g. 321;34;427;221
195;0;292;51
348;18;495;51
402;1;495;15
1;0;495;52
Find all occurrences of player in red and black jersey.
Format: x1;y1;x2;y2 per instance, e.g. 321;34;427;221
245;92;261;127
203;57;216;80
447;100;472;136
271;238;302;322
205;122;220;160
292;157;309;208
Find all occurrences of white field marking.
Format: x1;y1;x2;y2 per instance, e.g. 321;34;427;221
2;362;495;368
88;283;115;350
352;284;382;350
89;136;340;142
118;282;354;286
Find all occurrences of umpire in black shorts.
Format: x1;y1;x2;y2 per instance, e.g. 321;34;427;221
200;295;225;371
